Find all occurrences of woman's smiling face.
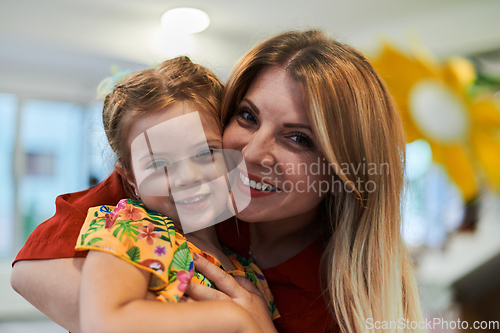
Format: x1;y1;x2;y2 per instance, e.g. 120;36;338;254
223;66;331;223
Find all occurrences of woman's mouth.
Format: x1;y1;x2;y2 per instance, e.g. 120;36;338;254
236;171;280;198
239;173;277;192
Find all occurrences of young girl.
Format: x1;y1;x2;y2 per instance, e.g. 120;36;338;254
75;56;278;333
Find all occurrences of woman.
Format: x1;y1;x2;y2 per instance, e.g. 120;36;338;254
11;30;423;332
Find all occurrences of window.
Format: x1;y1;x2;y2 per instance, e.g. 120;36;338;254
402;139;465;249
0;93;18;257
0;96;113;258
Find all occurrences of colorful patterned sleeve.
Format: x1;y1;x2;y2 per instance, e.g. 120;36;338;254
75;198;194;302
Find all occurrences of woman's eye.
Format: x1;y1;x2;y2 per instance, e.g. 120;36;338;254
237;106;257;124
289;134;313;148
147;160;169;170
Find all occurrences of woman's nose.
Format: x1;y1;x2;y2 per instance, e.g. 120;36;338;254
241;128;275;168
170;159;204;189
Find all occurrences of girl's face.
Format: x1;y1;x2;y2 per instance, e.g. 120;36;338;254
223;67;331;224
126;101;228;233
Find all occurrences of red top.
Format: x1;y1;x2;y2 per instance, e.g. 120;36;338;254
14;171;336;333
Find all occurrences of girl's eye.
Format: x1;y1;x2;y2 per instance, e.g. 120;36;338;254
193;148;215;164
147;159;169;170
195;148;213;158
289;133;313;148
237;106;257;124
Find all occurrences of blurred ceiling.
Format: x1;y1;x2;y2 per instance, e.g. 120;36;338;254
1;0;500;102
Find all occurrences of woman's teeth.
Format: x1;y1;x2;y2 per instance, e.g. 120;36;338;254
239;173;276;192
176;194;208;204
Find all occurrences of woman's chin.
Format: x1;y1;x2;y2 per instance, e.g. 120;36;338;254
235;206;276;223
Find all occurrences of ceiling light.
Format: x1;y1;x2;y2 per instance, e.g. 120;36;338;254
161;7;210;34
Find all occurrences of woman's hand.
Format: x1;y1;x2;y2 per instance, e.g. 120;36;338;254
185;253;278;333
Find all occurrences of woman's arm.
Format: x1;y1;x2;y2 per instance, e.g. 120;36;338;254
11;258;84;333
81;250;262;333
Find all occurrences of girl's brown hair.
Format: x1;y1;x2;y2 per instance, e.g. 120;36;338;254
103;56;224;197
222;30;423;333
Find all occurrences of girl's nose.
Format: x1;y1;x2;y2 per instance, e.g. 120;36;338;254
241;128;275;169
170;159;204;189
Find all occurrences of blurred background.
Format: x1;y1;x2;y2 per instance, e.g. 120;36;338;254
1;0;500;332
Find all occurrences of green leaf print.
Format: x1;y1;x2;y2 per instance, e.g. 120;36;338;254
168;271;177;284
171;242;192;271
142;217;167;227
80;218;106;245
269;300;277;316
159;235;172;244
144;214;165;223
86;237;103;246
167;223;177;238
126;246;141;262
113;219;140;242
245;271;258;286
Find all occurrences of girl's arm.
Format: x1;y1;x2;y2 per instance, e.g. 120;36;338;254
81;250;262;333
11;258;84;333
10;258;159;333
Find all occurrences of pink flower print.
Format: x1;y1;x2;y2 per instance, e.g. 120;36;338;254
104;200;127;229
122;204;142;221
177;269;194;293
116;199;127;211
137;223;161;245
154;245;167;257
104;213;117;229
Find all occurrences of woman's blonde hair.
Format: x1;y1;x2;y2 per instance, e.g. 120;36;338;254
222;30;423;333
102;56;224;197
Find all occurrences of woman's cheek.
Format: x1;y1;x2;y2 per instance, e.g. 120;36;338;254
222;120;244;151
280;156;332;198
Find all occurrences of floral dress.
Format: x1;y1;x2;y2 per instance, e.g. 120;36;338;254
75;198;279;319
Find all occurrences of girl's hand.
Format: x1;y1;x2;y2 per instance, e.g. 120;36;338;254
185;253;278;333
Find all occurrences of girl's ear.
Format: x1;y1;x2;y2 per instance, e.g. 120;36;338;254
115;162;135;188
114;161;126;178
115;161;141;200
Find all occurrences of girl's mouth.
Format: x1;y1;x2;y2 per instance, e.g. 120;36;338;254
174;193;210;210
176;194;209;204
